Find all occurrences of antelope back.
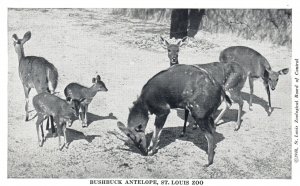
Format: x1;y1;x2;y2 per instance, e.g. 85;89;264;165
220;46;289;90
12;31;58;93
33;93;82;119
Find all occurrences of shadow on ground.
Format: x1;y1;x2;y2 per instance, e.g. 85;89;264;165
86;112;117;126
241;92;281;116
45;128;102;145
175;108;246;128
119;125;224;156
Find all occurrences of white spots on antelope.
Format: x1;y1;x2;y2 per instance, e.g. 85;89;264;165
118;65;223;167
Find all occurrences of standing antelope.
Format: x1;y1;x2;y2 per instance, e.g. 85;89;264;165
12;31;58;132
160;36;188;66
160;37;247;136
118;64;226;167
33;92;82;150
219;46;289;113
64;75;108;127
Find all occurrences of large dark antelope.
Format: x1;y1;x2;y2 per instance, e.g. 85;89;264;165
219;46;289;113
12;31;58;123
160;36;199;133
160;37;247;135
118;64;226;166
195;62;246;131
64;75;108;127
33;92;82;150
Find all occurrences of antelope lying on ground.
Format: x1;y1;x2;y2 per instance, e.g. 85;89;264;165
12;31;58;123
219;46;289;113
118;64;226;167
64;75;108;127
33;92;83;150
160;37;247;136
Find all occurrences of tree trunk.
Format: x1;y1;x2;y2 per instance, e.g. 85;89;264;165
188;9;205;37
170;9;189;39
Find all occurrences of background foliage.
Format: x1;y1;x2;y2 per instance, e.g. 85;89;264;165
111;9;292;47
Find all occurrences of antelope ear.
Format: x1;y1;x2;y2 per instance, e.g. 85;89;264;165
21;31;31;44
66;97;72;102
177;36;188;47
92;78;96;83
278;68;289;75
160;36;169;47
117;121;136;140
79;98;86;102
12;34;19;42
96;75;101;81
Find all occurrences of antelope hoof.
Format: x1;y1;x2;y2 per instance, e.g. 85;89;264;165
148;149;157;156
192;124;197;130
52;132;58;138
39;139;44;147
82;123;88;128
65;143;69;149
25;116;29;122
68;123;72;127
234;126;240;131
268;107;273;115
59;144;65;151
203;162;213;167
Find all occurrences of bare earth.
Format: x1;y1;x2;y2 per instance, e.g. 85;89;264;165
7;9;292;178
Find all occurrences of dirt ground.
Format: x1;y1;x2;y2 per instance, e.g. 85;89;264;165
7;9;292;178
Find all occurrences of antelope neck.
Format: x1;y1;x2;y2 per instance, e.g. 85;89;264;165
16;46;25;62
128;99;149;127
86;85;98;98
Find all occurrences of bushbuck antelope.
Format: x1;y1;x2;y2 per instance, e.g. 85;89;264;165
33;92;82;150
160;36;188;66
160;36;199;133
64;75;108;127
118;64;226;167
12;31;58;123
160;37;247;135
219;46;289;113
181;62;247;135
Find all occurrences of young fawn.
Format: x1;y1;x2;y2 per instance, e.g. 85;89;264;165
118;64;226;167
220;46;289;114
160;37;247;136
12;31;58;122
33;92;83;150
64;75;108;127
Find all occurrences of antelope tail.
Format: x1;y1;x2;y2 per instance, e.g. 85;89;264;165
47;65;58;93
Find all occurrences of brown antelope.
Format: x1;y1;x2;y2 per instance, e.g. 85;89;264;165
33;92;83;150
64;75;108;127
160;36;188;66
118;64;227;167
12;31;58;123
219;46;289;113
160;37;247;135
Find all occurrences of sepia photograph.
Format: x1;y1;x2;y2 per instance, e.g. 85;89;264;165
1;0;299;184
